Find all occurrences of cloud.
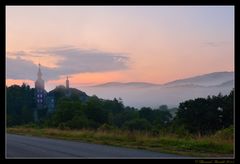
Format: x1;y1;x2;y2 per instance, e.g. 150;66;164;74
202;41;229;47
7;57;37;80
6;46;130;81
6;57;56;80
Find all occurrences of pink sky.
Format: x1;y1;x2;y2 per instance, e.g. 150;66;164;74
6;6;234;91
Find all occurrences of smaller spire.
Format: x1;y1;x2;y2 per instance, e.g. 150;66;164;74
66;76;69;89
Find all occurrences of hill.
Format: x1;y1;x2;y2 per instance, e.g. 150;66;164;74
48;85;89;103
93;82;160;88
163;71;233;87
93;72;233;88
83;71;234;108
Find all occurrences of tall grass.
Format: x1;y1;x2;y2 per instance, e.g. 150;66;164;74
7;126;233;157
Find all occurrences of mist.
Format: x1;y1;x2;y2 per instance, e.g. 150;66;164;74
80;84;233;109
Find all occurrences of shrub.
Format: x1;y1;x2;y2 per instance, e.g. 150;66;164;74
58;123;69;130
98;123;115;132
123;118;151;131
214;125;234;141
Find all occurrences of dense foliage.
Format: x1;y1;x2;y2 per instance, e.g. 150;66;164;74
7;84;35;126
6;84;234;135
175;90;233;135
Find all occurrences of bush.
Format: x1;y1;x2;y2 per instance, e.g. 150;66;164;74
150;127;160;136
98;123;115;132
18;123;36;128
58;123;70;130
67;115;89;129
169;122;191;138
214;125;233;141
123;118;151;131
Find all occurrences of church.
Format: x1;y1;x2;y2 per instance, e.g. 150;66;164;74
34;64;70;113
35;64;47;109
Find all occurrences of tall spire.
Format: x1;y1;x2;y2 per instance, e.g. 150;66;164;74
35;63;45;110
37;63;42;79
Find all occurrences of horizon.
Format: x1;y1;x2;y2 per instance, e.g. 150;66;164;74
6;70;234;92
6;6;234;91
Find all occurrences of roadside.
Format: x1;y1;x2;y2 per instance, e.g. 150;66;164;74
7;127;234;157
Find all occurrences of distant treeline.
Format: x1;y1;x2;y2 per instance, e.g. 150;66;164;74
6;83;234;135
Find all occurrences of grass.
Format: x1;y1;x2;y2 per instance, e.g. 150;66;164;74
7;126;234;157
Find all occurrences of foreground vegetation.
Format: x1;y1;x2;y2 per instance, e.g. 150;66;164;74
7;126;233;157
7;84;233;136
6;84;234;157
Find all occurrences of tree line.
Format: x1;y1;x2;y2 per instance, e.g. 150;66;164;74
6;83;234;135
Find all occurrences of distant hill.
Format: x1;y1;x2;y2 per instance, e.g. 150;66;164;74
83;71;234;108
213;80;234;88
48;85;89;103
93;82;160;88
93;71;234;88
163;71;234;87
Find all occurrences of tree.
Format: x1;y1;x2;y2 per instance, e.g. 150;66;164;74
52;99;83;127
175;90;234;135
139;107;153;123
66;115;89;129
123;118;151;131
111;106;139;128
21;106;34;124
85;96;108;128
159;105;168;111
152;109;172;127
176;98;215;135
139;106;172;127
222;89;234;128
7;84;35;126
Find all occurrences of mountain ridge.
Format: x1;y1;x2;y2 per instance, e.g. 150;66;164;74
92;71;234;88
92;82;160;88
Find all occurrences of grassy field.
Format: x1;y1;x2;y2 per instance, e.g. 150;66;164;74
7;126;234;157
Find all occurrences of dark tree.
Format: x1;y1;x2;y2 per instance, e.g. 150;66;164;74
175;90;234;135
7;84;35;126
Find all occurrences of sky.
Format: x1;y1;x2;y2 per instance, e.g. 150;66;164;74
6;6;234;91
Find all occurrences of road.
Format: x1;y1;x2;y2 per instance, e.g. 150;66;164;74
6;134;182;158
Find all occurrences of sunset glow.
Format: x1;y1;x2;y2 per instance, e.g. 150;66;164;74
6;6;234;91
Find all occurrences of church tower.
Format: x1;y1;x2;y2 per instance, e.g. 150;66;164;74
66;76;69;89
35;64;45;109
65;76;71;97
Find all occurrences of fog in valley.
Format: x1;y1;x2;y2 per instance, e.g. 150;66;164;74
80;72;234;109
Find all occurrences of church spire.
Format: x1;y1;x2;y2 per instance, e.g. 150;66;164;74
66;76;69;89
37;63;42;79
